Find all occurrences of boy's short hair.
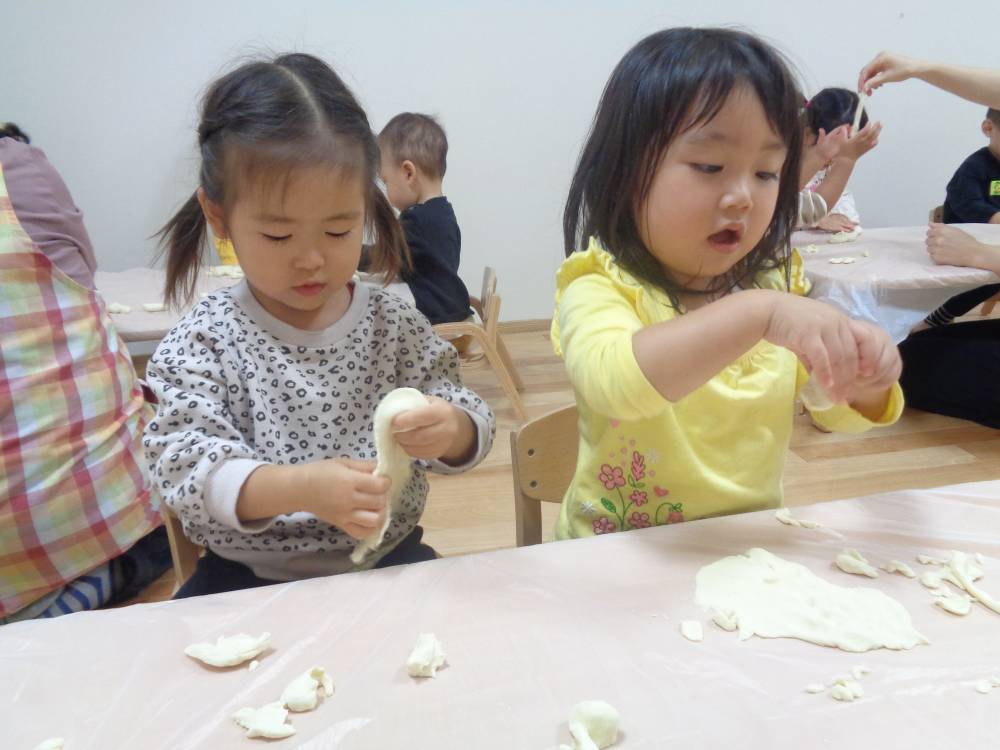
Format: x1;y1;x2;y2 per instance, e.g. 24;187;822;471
379;113;448;179
987;109;1000;126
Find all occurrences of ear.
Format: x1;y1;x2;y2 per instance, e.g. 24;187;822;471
197;187;227;239
401;159;418;183
983;120;995;138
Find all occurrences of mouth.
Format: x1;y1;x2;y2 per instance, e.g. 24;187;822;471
707;226;744;254
293;282;327;297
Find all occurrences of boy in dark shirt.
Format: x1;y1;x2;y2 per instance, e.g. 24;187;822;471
378;113;471;324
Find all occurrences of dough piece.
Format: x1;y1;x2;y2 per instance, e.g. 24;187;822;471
917;554;948;565
831;678;865;701
680;620;703;642
695;548;928;652
184;632;271;667
711;609;738;632
934;589;973;616
861;250;870;257
142;302;167;312
232;702;296;739
248;660;260;672
835;549;880;579
975;680;993;695
800;377;835;411
830;227;862;244
281;667;334;711
350;388;429;565
948;550;1000;616
881;560;916;578
106;302;131;314
33;740;64;750
406;633;446;678
976;552;986;566
805;684;826;694
567;701;620;750
775;508;823;530
803;244;820;254
851;92;867;136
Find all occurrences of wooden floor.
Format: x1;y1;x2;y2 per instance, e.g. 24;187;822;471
129;318;1000;604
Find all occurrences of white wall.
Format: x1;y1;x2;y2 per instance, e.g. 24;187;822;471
5;1;996;319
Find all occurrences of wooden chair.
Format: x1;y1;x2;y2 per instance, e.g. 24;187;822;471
510;404;579;546
929;205;944;223
162;504;201;593
434;267;528;421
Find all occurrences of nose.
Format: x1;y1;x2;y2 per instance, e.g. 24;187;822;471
293;245;324;271
721;174;753;214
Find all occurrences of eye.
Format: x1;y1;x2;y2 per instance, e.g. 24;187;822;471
692;163;722;174
262;233;291;242
756;171;779;182
326;230;352;239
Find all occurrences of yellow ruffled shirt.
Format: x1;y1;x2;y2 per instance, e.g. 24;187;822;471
551;239;903;540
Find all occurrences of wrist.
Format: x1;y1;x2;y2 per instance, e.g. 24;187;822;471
441;407;476;465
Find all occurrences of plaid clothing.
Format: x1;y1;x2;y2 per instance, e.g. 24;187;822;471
0;165;160;618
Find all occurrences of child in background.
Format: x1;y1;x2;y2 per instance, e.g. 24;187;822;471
553;28;903;539
146;54;495;597
797;88;881;230
378;113;471;325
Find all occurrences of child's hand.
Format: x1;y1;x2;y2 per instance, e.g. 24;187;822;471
926;223;989;268
838;121;882;161
812;125;849;164
817;213;857;233
303;458;390;539
391;396;476;464
844;319;902;397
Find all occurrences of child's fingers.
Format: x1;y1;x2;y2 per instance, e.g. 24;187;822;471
823;322;857;400
391;405;439;433
339;458;377;473
849;320;879;378
354;472;391;496
802;338;834;391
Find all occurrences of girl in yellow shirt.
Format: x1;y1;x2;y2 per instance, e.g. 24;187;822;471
552;28;903;539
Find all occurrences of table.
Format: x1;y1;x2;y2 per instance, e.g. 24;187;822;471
95;268;415;355
3;481;998;748
794;224;1000;342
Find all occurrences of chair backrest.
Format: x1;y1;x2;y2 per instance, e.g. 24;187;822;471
929;205;944;223
510;403;579;546
477;266;500;340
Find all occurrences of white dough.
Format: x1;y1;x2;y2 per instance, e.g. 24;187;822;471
350;387;429;565
830;226;862;244
948;550;1000;616
281;666;334;711
680;620;703;642
851;92;867;135
975;680;993;695
802;244;820;254
248;660;260;672
774;507;822;530
232;702;296;739
917;554;948;565
881;560;916;578
711;608;738;632
567;701;620;750
184;632;271;667
800;377;835;411
106;302;131;314
805;684;826;694
142;302;167;312
835;549;880;579
406;633;446;678
861;250;870;257
33;740;64;750
830;678;865;701
935;589;973;616
695;548;928;652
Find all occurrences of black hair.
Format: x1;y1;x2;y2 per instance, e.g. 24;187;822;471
805;87;869;136
563;27;804;303
158;53;409;308
987;108;1000;126
379;113;448;180
0;123;31;143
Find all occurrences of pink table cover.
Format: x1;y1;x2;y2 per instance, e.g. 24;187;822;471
3;481;999;748
794;224;1000;342
95;269;415;346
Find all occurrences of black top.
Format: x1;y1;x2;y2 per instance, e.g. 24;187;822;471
399;196;471;324
943;146;1000;224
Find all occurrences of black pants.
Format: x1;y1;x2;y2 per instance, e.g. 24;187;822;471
899;319;1000;428
924;283;1000;326
173;526;438;599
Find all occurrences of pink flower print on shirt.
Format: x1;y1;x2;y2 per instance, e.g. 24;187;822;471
631;451;645;482
599;464;626;490
629;512;651;529
593;517;617;534
630;490;648;506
